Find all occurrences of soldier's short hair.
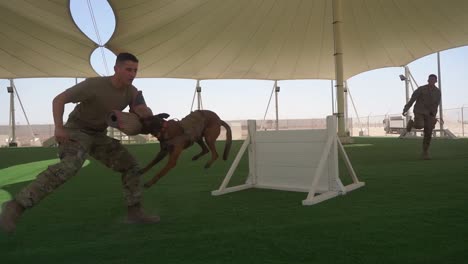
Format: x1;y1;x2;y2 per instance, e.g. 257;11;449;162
428;74;437;80
116;53;139;64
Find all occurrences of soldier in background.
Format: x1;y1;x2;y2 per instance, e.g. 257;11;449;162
402;74;441;160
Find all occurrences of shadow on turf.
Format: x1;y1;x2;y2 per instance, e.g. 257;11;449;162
0;159;90;212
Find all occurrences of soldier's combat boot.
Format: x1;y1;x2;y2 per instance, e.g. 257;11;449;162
422;150;431;160
0;200;25;233
422;142;431;160
127;203;160;224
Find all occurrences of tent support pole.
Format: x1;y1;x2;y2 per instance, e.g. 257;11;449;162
437;52;444;133
274;80;279;130
332;0;350;143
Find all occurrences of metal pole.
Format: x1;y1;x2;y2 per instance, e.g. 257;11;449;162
332;0;346;139
404;66;411;123
331;80;335;114
8;93;12;129
12;81;35;140
9;79;16;144
196;80;202;110
346;83;364;134
407;68;419;88
274;80;279;131
462;106;465;137
344;81;348;133
11;91;15;142
437;52;444;132
367;114;370;136
190;85;197;112
260;82;276;130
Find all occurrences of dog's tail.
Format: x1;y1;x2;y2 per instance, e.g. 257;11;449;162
221;120;232;160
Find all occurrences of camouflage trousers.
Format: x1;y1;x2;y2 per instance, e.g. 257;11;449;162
413;113;437;148
15;127;143;208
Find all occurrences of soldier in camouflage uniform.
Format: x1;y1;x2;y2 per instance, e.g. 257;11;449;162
402;74;441;160
0;53;159;233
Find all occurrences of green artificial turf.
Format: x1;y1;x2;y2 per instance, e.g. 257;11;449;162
0;159;91;211
0;138;467;264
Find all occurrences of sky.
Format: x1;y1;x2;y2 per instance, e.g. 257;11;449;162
1;0;468;126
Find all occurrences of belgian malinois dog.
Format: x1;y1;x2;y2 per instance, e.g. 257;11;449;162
140;110;232;188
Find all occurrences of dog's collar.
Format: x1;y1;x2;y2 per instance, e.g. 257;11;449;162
156;121;168;139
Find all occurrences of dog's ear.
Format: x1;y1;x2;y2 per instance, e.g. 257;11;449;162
156;113;170;119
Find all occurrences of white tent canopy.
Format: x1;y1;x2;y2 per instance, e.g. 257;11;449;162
0;0;97;78
2;0;468;137
1;0;468;80
107;0;468;80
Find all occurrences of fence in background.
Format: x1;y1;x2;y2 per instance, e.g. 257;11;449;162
1;107;467;147
350;106;467;138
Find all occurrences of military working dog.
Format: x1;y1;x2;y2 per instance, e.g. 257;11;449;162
140;110;232;188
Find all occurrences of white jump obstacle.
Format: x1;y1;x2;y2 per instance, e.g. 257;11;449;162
212;116;365;205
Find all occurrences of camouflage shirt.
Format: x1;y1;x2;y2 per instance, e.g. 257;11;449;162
403;84;441;116
65;77;137;132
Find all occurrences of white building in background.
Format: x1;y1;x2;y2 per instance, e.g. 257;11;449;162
0;135;10;147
